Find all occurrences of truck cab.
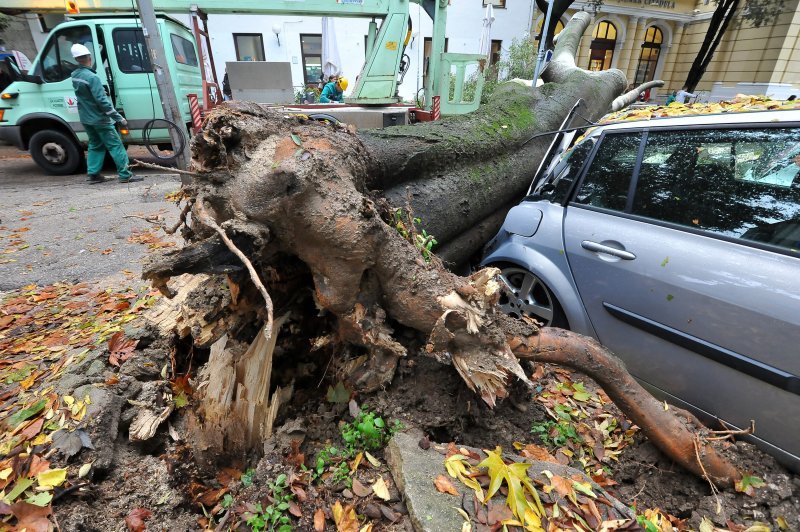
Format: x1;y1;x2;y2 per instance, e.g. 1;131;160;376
0;14;202;175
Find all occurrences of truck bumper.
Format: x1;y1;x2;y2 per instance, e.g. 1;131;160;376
0;126;24;150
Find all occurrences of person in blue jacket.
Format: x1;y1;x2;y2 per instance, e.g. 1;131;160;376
69;43;140;184
319;76;347;103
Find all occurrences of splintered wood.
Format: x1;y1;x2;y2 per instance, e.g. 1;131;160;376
191;315;292;456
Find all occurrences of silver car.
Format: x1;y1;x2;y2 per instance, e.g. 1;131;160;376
482;106;800;471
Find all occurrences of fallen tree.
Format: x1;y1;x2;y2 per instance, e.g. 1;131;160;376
143;12;740;488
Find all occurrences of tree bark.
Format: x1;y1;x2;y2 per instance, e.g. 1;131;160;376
143;12;739;486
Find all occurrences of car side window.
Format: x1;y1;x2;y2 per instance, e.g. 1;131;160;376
39;25;93;83
572;133;641;211
112;28;152;73
170;34;198;67
631;128;800;253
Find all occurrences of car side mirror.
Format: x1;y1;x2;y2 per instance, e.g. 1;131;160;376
2;58;43;84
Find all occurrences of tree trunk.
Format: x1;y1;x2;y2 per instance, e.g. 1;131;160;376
685;0;739;92
143;13;738;487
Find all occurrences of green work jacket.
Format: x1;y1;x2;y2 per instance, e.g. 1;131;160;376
70;65;124;126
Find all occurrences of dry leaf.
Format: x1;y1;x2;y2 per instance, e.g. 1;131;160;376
372;476;390;501
108;331;138;367
433;474;460;496
364;451;381;468
313;508;325;532
351;478;371;498
332;501;359;532
36;468;67;488
10;501;52;532
125;507;153;532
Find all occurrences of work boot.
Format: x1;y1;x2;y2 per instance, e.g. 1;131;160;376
86;174;105;184
118;174;143;184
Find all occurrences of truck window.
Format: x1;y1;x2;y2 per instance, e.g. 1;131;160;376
40;25;93;83
170;34;198;67
112;28;152;73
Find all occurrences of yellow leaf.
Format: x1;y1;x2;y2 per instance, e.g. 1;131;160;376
372;476;390;501
0;468;12;480
63;396;75;407
364;451;380;468
359;525;373;532
36;468;67;488
477;447;543;524
31;433;50;446
777;516;789;531
350;452;363;474
743;525;771;532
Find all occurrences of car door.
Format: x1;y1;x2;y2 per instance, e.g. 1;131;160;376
105;24;161;142
562;125;800;466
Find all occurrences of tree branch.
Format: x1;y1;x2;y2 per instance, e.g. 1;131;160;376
611;80;665;111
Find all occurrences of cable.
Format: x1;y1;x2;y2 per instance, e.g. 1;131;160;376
143;118;185;159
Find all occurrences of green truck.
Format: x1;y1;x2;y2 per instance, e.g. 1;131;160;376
0;13;201;175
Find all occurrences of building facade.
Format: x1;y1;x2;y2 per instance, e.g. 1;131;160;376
6;0;800;103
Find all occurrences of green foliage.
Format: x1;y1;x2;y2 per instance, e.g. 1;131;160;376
241;468;256;488
221;493;234;508
341;410;402;453
391;209;438;262
244;474;294;532
635;513;660;532
530;415;581;449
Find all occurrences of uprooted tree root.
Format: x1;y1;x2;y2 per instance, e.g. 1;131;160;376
142;12;739;488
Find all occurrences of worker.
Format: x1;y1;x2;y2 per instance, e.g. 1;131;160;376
319;76;347;103
69;43;139;184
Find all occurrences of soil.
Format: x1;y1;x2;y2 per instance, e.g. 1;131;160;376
48;344;799;531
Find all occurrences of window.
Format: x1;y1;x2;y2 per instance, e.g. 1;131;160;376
490;40;502;66
171;34;198;66
588;21;617;71
631;128;800;251
573;133;641;211
533;18;564;46
483;0;506;7
633;26;663;85
534;136;597;204
423;37;449;88
233;33;265;62
112;28;152;73
39;25;92;83
300;34;322;86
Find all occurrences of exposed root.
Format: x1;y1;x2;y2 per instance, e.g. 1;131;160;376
131;159;199;176
194;198;274;341
164;200;193;235
510;326;741;487
694;436;724;517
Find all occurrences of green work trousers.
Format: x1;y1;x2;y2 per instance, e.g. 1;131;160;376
84;123;131;179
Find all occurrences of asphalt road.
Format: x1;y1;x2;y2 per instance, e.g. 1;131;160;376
0;144;184;292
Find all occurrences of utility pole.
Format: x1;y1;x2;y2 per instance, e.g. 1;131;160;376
533;0;555;83
134;0;191;170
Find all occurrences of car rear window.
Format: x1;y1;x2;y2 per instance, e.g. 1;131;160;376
631;127;800;252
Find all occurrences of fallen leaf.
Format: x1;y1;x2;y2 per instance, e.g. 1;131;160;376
372;476;391;501
314;508;325;531
78;463;92;478
364;451;381;468
36;468;67;488
351;478;371;498
108;331;138;367
332;501;359;532
10;501;52;532
125;507;153;532
434;474;460;496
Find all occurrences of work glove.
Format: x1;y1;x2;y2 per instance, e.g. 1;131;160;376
118;118;128;127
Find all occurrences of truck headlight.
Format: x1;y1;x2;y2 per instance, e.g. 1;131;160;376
1;92;18;100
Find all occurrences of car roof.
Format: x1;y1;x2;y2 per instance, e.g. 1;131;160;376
588;100;800;138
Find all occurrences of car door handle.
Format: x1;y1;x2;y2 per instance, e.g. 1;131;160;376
581;240;637;260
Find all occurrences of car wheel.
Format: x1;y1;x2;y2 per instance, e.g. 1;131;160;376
29;130;84;175
495;265;568;328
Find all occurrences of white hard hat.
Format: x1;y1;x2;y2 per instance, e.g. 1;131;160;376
70;43;92;58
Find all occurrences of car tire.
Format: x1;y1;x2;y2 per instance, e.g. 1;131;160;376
493;264;569;329
29;130;84;176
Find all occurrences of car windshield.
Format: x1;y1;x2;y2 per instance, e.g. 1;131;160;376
530;134;596;204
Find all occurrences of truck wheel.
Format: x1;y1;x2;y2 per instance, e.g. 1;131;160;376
29;130;84;175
